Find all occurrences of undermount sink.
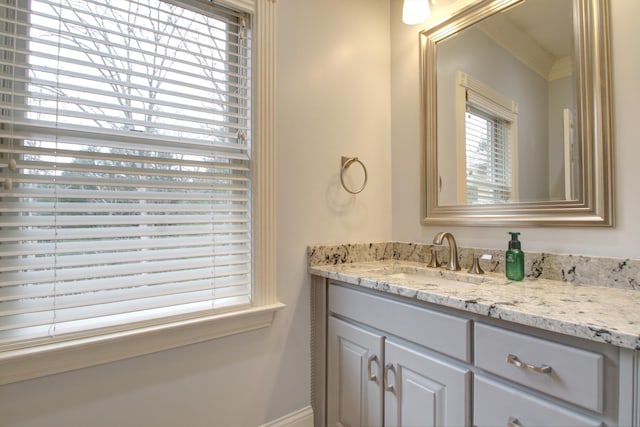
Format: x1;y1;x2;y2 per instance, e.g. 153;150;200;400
376;266;486;286
385;272;476;286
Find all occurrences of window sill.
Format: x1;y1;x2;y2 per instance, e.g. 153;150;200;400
0;302;285;386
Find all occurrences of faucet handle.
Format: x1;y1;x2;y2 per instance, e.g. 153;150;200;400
467;253;486;275
427;247;441;268
479;254;493;262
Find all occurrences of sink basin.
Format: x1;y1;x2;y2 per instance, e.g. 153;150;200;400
385;272;474;286
384;272;477;287
376;266;485;286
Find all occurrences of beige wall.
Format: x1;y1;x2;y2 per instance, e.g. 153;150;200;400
391;0;640;259
0;0;391;426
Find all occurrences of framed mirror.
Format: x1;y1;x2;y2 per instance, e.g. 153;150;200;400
420;0;613;226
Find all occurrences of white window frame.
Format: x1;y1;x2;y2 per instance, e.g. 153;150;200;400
455;70;519;204
0;0;282;386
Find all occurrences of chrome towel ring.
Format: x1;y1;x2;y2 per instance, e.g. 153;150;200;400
340;156;368;194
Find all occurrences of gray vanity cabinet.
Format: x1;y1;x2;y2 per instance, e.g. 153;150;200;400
326;284;471;427
314;280;622;426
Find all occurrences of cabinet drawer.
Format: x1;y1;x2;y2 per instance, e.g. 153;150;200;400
474;375;602;427
475;323;603;413
329;283;471;361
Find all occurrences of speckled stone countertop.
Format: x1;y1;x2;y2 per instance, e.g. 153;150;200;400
308;242;640;350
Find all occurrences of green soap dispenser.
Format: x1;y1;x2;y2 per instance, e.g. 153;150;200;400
505;232;525;281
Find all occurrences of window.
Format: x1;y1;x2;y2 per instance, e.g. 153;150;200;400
455;71;518;204
0;0;279;383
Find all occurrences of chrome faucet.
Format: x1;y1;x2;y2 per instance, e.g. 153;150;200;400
432;232;461;271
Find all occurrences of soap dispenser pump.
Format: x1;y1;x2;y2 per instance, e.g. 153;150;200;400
505;232;525;281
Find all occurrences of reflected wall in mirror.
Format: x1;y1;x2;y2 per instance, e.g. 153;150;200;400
420;0;613;226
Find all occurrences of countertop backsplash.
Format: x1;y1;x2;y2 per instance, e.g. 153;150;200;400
307;242;640;291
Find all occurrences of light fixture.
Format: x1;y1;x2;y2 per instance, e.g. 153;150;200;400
402;0;430;25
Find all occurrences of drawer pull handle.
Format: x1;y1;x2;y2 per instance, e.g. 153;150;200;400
383;363;395;393
507;354;552;374
507;416;523;427
367;354;378;382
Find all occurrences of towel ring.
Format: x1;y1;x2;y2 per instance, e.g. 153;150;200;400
340;156;368;194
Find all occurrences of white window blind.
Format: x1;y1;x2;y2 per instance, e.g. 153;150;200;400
0;0;252;350
465;104;512;204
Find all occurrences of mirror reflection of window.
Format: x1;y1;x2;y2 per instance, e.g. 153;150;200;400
465;105;512;204
454;71;518;205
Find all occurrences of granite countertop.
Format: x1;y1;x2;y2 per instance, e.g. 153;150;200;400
309;259;640;350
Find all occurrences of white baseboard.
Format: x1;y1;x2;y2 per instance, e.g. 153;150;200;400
259;406;314;427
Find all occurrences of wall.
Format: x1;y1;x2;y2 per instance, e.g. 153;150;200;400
391;0;640;259
0;0;392;426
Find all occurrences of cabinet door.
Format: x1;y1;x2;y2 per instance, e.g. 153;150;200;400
384;339;471;427
327;316;384;427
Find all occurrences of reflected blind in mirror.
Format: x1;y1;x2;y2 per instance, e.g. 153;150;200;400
465;105;512;204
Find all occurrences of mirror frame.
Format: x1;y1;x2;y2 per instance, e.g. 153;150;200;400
420;0;613;227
